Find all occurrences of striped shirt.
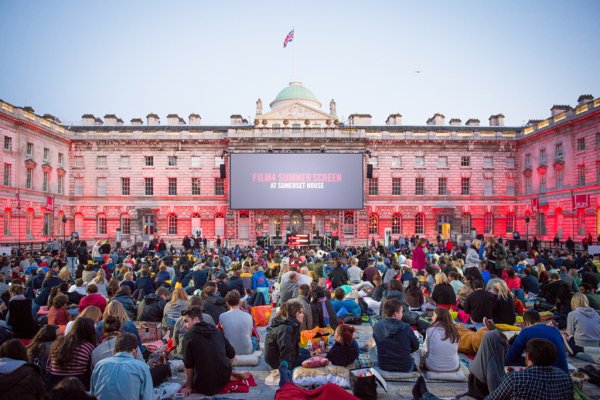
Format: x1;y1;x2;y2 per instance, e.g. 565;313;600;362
48;341;95;375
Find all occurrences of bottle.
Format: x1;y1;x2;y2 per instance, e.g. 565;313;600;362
307;339;313;354
320;337;326;352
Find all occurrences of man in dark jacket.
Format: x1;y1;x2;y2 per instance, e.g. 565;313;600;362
181;306;244;396
137;287;168;322
265;301;306;369
192;266;208;291
463;279;495;323
0;339;45;400
216;273;230;298
134;269;155;299
329;261;349;289
113;286;137;320
373;298;419;372
227;270;245;298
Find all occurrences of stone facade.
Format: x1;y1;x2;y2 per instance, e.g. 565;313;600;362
1;85;599;246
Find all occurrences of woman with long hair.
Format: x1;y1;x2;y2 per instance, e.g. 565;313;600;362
490;281;515;325
163;284;188;328
65;305;102;336
309;286;339;330
567;293;600;348
431;272;456;307
423;308;460;372
47;376;96;400
58;267;71;283
405;277;425;310
46;317;97;390
90;269;107;297
27;324;59;378
95;300;142;347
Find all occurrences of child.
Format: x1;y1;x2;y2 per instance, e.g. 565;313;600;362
326;324;359;367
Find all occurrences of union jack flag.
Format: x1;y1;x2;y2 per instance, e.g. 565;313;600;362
283;29;294;48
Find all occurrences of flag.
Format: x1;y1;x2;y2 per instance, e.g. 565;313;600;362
283;29;294;48
572;194;590;209
15;191;21;210
46;195;54;212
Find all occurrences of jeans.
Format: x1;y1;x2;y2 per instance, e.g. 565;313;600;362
67;257;77;276
512;288;525;304
420;393;442;400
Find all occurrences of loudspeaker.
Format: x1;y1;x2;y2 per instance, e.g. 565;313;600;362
512;231;520;239
367;164;373;178
219;163;226;178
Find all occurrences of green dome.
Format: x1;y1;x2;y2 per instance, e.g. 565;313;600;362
270;82;321;108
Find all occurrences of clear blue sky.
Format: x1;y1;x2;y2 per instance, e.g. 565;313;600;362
1;1;599;126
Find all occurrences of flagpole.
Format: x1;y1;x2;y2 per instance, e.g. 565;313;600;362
16;188;20;256
293;26;296;81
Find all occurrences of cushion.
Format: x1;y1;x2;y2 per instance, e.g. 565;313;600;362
233;350;262;366
424;366;468;382
373;367;420;382
292;365;351;388
302;356;329;368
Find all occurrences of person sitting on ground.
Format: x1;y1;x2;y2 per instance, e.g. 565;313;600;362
405;277;425;311
78;283;107;314
0;338;45;400
490;280;516;325
347;258;362;284
96;300;142;347
310;286;339;330
506;310;568;372
520;267;540;295
279;272;300;305
294;284;314;331
172;296;215;358
431;272;456;307
372;298;419;372
47;377;95;400
449;271;464;295
423;308;460;373
47;293;70;329
201;283;227;323
181;306;250;396
331;287;361;318
566;292;600;349
7;284;39;339
265;301;308;370
463;279;495;323
370;274;387;302
539;272;572;315
112;285;137;320
91;332;153;400
91;315;144;368
137;286;168;322
326;324;359;367
27;325;58;379
219;289;254;356
163;285;188;328
581;282;600;310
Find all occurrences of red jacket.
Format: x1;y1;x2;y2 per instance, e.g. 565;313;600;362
412;245;426;271
78;293;107;313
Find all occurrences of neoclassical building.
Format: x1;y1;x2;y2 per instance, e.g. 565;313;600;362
1;83;599;246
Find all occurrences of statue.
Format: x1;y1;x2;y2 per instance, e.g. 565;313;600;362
256;98;263;115
329;99;337;116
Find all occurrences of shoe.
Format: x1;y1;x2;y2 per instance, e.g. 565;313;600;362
483;317;496;331
265;369;280;386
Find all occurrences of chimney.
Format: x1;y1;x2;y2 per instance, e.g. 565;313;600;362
167;114;180;125
146;113;160;125
527;119;542;126
449;118;462;126
550;105;572;117
42;114;61;124
81;114;96;125
131;118;143;126
103;114;117;125
230;114;244;126
427;113;445;126
347;114;372;126
488;114;504;127
385;113;402;126
577;94;593;106
116;118;124;126
189;113;201;125
465;118;480;127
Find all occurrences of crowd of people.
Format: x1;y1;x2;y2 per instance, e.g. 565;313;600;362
0;233;599;399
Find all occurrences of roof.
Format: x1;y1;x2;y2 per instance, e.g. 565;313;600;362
270;82;321;107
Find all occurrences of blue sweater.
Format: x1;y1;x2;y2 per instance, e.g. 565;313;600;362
331;299;361;317
505;324;569;373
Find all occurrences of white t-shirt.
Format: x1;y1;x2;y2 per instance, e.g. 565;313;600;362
424;325;459;372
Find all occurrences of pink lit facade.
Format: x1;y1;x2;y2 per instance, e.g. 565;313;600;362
1;86;599;247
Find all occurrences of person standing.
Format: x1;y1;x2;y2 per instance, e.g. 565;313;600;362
412;238;427;272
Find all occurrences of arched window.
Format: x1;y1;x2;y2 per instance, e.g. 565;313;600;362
343;211;355;236
415;213;424;235
97;214;107;235
461;213;471;235
168;214;178;235
484;213;494;235
120;214;131;235
392;213;402;235
506;213;515;234
368;214;378;235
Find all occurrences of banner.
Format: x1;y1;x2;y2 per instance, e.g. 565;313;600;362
46;195;54;212
572;194;590;209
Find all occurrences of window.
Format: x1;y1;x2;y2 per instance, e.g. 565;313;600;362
120;156;130;168
392;214;402;235
3;136;12;150
391;156;402;168
121;177;130;195
438;156;448;168
524;153;531;168
438;177;447;195
368;215;378;235
524;176;532;194
292;123;301;133
484;213;494;234
26;210;33;238
461;177;470;195
192;177;201;195
578;211;586;235
74;156;83;167
120;215;131;235
57;175;63;194
343;212;355;236
43;171;49;192
58;153;64;166
369;157;378;167
577;138;586;151
537;213;547;235
596;132;600;147
215;178;225;195
97;177;106;196
577;165;585;186
26;142;33;156
97;215;107;235
43;147;50;161
506;157;515;168
43;213;53;236
484;157;493;168
506;214;515;234
392;178;401;195
461;156;470;167
97;156;107;167
415;177;425;195
555;143;563;158
168;177;177;195
168;214;178;235
556;169;564;190
3;163;11;186
506;179;515;196
415;156;425;168
191;156;201;168
415;214;425;235
145;177;154;195
484;178;493;196
461;213;471;235
168;156;177;166
539;149;546;163
368;178;378;196
3;210;10;236
145;156;154;166
26;168;33;189
74;177;83;196
540;174;546;193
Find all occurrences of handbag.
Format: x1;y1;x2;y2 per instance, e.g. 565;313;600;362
350;367;387;400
